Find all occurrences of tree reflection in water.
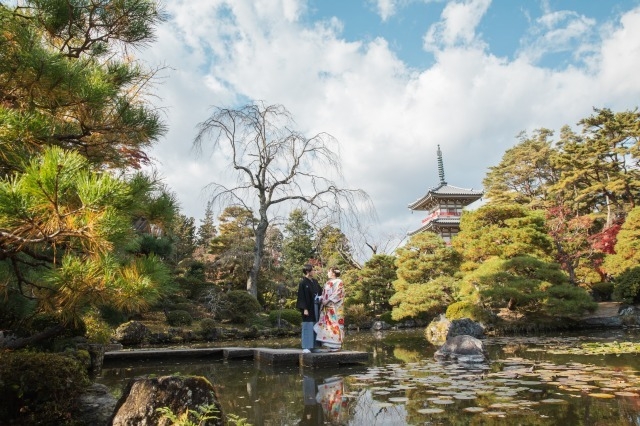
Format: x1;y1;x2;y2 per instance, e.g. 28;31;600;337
98;329;640;425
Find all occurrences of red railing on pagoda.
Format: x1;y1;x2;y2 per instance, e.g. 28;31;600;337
421;210;461;224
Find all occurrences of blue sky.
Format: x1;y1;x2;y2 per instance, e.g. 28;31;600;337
140;0;640;256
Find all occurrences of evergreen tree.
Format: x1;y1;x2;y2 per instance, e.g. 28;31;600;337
483;129;558;208
550;109;640;226
452;203;554;272
0;148;174;347
197;200;217;249
316;225;355;271
389;232;461;321
0;1;166;174
281;209;315;284
461;256;596;320
208;206;256;291
171;214;197;265
352;254;397;315
0;0;171;348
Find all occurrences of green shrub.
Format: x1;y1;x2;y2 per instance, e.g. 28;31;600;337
250;313;273;328
268;309;302;327
0;351;90;424
613;267;640;303
378;311;398;325
345;304;371;328
590;282;614;301
446;301;491;323
198;318;217;339
166;310;193;326
221;291;262;324
82;310;113;344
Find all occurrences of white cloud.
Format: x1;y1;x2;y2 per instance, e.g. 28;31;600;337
140;0;640;251
518;10;597;64
423;0;491;52
372;0;398;21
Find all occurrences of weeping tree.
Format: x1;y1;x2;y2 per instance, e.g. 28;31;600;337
194;102;371;298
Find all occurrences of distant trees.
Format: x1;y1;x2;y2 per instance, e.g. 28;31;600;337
348;254;397;315
281;209;315;284
208;206;256;291
483;129;558;208
194;102;370;297
482;108;640;288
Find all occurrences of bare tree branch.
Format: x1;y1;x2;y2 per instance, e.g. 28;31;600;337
194;101;373;296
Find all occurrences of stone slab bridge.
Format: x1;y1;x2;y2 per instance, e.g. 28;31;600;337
104;347;370;369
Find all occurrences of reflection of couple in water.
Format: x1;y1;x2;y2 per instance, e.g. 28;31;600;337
300;375;348;425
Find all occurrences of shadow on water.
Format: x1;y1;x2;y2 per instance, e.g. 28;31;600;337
97;328;640;425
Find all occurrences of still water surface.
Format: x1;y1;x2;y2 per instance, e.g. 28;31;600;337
98;329;640;425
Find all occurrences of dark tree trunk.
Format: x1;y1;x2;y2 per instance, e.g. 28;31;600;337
0;324;65;350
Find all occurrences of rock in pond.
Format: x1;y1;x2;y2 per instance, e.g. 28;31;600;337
434;334;487;363
425;315;485;346
109;375;223;426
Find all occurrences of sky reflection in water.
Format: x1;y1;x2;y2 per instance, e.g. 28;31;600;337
98;329;640;425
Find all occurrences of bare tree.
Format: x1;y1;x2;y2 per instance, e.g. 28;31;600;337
194;102;372;297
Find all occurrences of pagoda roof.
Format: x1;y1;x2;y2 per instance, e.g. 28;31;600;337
407;217;461;236
408;183;483;210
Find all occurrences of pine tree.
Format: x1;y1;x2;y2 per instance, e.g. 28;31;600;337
281;209;315;283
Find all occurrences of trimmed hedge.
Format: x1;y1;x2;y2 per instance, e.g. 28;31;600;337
221;291;262;324
166;310;193;326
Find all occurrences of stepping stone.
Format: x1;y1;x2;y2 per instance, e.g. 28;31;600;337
255;348;301;366
301;350;370;368
223;347;254;359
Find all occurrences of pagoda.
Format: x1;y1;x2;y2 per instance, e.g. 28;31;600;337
407;145;483;242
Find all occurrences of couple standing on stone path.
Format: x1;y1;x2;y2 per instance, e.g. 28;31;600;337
296;264;345;353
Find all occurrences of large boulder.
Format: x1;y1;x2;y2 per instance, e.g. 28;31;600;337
114;321;150;346
110;375;223;426
434;335;487;363
425;315;485;346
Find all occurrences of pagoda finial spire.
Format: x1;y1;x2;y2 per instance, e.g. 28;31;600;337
437;145;447;185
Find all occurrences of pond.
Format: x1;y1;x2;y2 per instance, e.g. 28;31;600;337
97;328;640;425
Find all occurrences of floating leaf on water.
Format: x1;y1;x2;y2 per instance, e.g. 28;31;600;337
490;402;519;409
453;394;476;400
431;399;456;405
417;408;445;414
540;398;568;404
518;380;541;386
388;397;409;403
588;393;615;399
374;391;390;395
463;407;486;413
482;411;507;417
615;392;639;397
